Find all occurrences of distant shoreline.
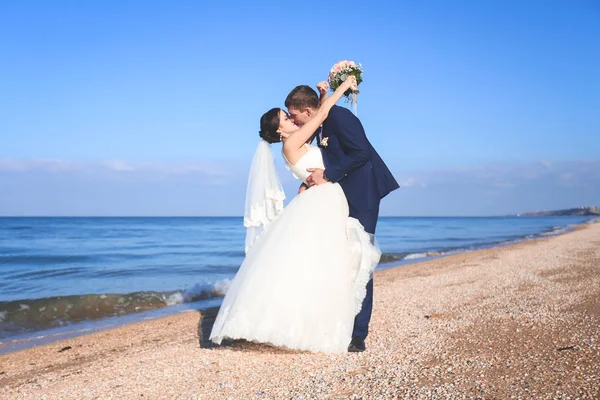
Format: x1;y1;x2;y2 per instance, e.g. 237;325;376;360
0;216;600;219
515;206;599;217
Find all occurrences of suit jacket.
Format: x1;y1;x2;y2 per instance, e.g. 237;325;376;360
319;105;399;211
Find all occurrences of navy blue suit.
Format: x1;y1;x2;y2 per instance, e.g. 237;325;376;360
319;105;399;339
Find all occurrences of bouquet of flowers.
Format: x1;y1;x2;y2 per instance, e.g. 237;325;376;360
328;60;363;114
328;60;363;98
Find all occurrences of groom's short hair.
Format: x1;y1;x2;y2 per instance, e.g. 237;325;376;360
285;85;320;110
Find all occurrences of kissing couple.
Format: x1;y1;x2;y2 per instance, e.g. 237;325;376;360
210;75;399;353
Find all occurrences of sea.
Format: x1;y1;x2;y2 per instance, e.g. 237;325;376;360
0;216;595;353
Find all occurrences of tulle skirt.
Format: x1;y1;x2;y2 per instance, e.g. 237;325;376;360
209;183;380;353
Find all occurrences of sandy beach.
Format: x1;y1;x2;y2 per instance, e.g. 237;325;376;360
1;221;599;399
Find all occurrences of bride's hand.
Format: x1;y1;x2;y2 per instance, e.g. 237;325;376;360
316;81;329;97
342;76;358;92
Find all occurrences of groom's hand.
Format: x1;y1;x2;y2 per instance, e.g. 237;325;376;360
298;183;309;194
306;168;328;186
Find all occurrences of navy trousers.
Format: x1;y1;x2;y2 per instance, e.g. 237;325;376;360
349;201;379;340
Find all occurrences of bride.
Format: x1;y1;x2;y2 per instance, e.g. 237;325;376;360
209;76;381;353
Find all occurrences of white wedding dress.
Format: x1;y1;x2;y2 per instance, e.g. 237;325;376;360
209;144;381;353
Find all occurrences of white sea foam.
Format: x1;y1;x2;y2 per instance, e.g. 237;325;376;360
183;279;232;302
0;311;6;322
165;292;184;306
213;279;232;296
404;252;429;260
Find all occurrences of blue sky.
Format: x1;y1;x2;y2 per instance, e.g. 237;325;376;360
1;0;599;216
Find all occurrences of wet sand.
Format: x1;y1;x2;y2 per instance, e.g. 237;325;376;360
1;221;599;399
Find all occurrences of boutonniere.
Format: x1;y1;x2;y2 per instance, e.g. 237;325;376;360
320;137;329;147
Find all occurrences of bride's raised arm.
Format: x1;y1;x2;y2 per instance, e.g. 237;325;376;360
283;76;357;151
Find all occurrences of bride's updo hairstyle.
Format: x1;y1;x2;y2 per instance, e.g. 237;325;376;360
259;108;282;144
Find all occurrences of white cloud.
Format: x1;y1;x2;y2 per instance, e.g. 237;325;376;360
0;158;233;177
394;160;600;190
493;182;515;188
0;158;237;188
168;164;228;176
1;158;598;217
3;158;598;190
101;160;138;172
397;176;426;188
0;158;78;172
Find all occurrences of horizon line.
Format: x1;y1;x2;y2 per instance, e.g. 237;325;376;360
0;214;558;218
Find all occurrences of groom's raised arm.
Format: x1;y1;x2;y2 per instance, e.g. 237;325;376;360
324;107;371;183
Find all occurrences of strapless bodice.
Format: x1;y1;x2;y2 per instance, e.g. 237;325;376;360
283;145;325;184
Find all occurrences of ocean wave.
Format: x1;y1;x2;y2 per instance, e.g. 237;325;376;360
383;224;582;265
379;228;574;266
7;226;32;230
0;254;94;265
538;226;570;236
380;251;446;263
0;279;231;340
379;253;405;263
4;266;88;281
404;252;431;260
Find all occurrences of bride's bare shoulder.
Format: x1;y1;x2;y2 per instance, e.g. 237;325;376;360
282;143;310;166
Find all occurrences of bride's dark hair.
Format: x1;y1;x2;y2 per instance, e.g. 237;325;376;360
259;108;282;144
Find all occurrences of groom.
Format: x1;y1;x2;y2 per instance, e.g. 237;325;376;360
285;85;399;352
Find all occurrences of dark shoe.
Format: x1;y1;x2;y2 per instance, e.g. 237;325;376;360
348;337;366;352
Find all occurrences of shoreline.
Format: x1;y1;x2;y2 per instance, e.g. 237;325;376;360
1;217;596;354
1;220;599;398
